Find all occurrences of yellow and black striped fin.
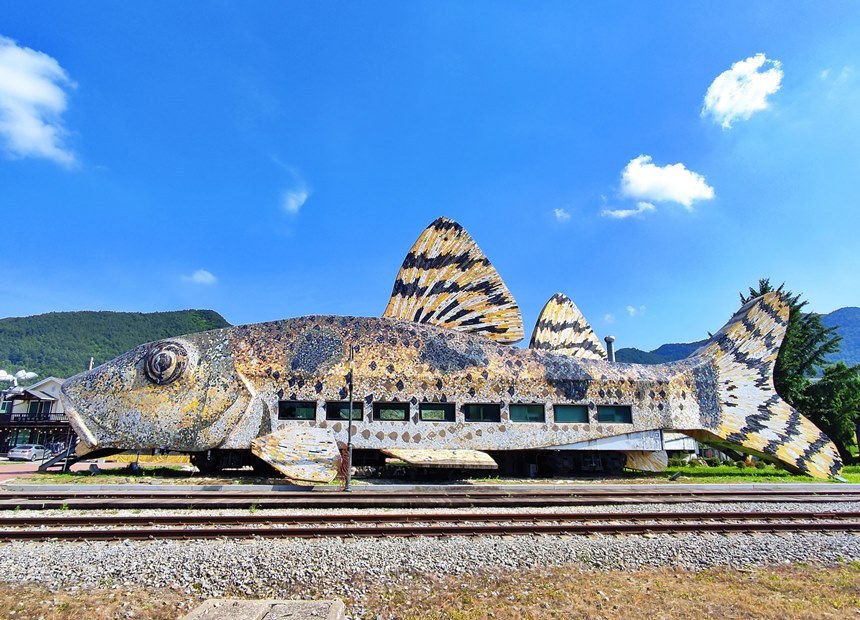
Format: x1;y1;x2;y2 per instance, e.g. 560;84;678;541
529;293;606;360
383;217;524;344
690;292;842;479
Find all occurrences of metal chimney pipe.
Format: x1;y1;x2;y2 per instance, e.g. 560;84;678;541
604;335;616;363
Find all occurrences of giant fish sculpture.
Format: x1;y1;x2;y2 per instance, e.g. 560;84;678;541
60;218;843;482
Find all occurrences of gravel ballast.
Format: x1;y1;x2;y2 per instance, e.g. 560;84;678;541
1;501;858;614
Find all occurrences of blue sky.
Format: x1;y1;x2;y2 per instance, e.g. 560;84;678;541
1;2;858;351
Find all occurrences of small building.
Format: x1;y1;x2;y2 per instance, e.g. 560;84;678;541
0;377;76;454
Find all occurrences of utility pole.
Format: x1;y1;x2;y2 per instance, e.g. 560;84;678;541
345;344;355;492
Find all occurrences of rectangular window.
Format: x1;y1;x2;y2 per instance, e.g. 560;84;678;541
27;401;39;415
278;401;316;420
597;405;633;423
0;400;9;414
509;404;545;423
373;402;409;421
419;403;455;422
464;404;501;422
326;401;363;421
555;405;589;423
39;401;52;414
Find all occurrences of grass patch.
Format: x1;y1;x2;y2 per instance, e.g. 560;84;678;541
0;584;195;619
361;563;860;619
24;466;293;486
27;466;192;484
633;463;860;484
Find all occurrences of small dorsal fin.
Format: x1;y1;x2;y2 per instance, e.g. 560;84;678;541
529;293;606;359
383;217;524;344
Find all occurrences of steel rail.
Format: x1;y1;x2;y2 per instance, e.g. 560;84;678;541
0;516;857;541
0;510;856;528
1;492;857;511
3;487;858;499
0;486;860;511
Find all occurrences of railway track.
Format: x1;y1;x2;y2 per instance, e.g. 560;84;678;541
1;485;858;510
0;510;857;541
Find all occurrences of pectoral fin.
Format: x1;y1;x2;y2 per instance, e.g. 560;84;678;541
381;448;498;469
251;427;341;483
623;450;668;472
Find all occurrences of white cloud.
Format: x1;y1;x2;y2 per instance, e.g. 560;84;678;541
626;304;646;317
553;207;571;222
602;201;656;219
603;313;615;324
0;36;76;166
703;54;783;128
621;156;714;209
182;269;217;285
281;188;308;214
820;65;854;85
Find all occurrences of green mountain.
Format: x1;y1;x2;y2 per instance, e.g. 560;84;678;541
0;310;230;381
616;307;859;366
821;307;860;367
615;340;706;364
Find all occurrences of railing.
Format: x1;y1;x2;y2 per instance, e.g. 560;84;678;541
1;412;69;423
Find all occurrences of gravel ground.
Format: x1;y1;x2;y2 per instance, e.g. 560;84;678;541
1;501;858;618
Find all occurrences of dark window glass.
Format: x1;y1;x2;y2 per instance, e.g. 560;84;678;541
419;403;455;422
0;401;9;414
326;402;363;420
278;401;316;420
464;404;501;422
597;405;632;423
509;404;545;423
555;405;589;423
373;402;409;421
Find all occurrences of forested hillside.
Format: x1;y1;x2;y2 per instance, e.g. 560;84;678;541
0;310;230;381
822;307;860;366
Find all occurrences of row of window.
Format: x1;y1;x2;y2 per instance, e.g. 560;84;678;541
277;401;633;424
0;401;52;415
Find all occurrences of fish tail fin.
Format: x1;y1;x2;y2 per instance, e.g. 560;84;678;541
685;292;842;479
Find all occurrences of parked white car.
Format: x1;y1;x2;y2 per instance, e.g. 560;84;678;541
7;444;47;461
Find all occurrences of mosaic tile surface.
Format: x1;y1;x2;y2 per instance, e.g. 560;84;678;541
59;219;844;480
383;217;524;344
251;426;341;483
529;293;606;360
381;448;498;469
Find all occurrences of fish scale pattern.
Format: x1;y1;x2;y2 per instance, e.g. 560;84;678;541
692;293;842;478
529;293;606;360
383;217;524;344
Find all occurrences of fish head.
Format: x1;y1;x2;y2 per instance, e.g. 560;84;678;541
60;328;252;451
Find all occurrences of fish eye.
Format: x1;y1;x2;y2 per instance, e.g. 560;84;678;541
143;342;187;385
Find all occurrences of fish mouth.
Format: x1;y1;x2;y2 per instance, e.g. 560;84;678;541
60;380;99;449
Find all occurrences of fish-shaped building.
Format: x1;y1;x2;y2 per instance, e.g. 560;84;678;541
60;218;843;482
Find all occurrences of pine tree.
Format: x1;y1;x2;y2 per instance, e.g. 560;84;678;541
801;362;860;461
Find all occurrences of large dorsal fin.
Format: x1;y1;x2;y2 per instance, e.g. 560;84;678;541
529;293;606;359
383;217;524;344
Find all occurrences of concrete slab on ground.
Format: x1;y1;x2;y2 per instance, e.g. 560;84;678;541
182;599;346;620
